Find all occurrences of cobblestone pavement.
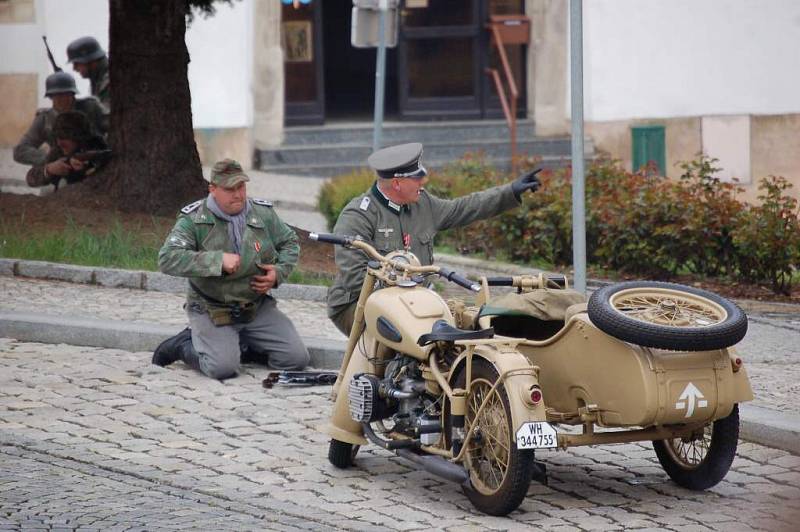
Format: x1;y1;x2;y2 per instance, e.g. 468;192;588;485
2;275;798;416
0;276;345;341
1;339;799;531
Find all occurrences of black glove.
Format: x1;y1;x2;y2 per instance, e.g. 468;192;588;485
511;168;542;200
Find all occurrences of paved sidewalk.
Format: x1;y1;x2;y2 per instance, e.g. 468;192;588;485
2;259;800;455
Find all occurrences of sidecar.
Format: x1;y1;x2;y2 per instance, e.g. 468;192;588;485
458;279;753;490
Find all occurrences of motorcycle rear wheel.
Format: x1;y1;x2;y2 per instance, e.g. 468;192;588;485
328;439;359;469
588;281;747;351
653;404;739;490
457;359;535;516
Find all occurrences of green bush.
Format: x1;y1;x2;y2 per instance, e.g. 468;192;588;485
732;176;800;294
315;152;800;294
317;167;374;230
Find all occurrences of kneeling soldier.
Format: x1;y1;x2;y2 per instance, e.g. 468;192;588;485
154;159;310;380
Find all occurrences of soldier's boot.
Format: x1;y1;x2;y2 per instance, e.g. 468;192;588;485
152;327;191;367
179;340;202;372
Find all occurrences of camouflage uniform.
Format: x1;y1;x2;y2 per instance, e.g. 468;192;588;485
25;111;109;188
13;98;108;167
328;181;519;334
158;161;309;379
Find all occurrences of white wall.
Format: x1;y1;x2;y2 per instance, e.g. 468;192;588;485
0;0;251;128
186;0;253;129
583;0;800;121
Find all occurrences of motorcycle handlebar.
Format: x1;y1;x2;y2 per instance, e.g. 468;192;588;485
439;268;481;292
309;232;351;246
485;275;568;288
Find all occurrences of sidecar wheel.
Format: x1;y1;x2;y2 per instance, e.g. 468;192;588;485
328;439;359;469
457;359;535;516
653;404;739;490
588;281;747;351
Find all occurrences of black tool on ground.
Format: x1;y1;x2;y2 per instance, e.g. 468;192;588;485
262;370;338;388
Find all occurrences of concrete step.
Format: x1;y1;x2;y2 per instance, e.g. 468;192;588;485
282;119;538;146
256;154;587;179
257;137;579;168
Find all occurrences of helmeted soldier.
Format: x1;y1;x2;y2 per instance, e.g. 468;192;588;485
153;159;310;380
25;110;110;188
13;71;108;171
67;36;110;111
327;142;542;335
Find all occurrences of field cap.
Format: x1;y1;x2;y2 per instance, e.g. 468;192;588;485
210;158;250;187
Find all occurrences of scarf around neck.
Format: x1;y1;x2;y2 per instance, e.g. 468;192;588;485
206;194;251;254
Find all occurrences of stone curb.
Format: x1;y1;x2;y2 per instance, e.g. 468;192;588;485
0;258;327;302
0;311;345;370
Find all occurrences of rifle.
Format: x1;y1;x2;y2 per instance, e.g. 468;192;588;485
71;149;112;162
42;36;62;72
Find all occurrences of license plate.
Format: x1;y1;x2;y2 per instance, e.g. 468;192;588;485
516;422;558;449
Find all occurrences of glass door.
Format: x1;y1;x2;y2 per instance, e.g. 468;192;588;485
398;0;481;120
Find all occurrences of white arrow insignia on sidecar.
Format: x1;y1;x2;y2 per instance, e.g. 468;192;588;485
675;382;709;418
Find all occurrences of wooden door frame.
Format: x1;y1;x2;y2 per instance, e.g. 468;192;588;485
284;1;325;126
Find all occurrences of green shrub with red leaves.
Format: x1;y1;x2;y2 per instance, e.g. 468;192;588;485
732;176;800;295
318;153;799;294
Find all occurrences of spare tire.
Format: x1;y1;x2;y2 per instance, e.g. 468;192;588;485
587;281;747;351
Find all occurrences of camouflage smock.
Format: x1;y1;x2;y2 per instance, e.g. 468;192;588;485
13;98;108;167
327;181;519;317
159;197;300;308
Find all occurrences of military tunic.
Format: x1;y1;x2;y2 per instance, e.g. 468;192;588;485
88;58;111;111
159;197;309;378
13;98;108;167
327;181;519;333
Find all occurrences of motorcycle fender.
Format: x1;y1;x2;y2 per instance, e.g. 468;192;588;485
455;345;548;431
317;335;376;446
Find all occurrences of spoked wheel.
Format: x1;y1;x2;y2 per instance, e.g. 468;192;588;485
653;404;739;490
588;281;747;351
456;359;534;516
328;439;360;469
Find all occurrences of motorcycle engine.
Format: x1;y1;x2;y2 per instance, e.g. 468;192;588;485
348;355;441;445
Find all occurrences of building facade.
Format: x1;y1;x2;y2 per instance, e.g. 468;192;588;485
1;0;798;202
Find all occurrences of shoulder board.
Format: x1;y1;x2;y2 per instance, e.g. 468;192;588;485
252;198;273;207
359;196;371;211
180;200;203;214
36;107;49;116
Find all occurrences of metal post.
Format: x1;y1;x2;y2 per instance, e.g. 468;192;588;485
372;0;388;153
569;0;586;294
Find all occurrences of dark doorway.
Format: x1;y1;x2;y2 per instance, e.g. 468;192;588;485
323;3;398;120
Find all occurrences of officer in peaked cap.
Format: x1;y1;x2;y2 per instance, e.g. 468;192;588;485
368;142;427;180
67;36;110;111
153;158;310;380
13;72;107;172
326;142;543;336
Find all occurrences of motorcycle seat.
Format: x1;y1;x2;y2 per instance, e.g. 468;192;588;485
417;319;494;346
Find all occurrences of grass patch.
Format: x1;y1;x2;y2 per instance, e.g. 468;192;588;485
0;218;162;271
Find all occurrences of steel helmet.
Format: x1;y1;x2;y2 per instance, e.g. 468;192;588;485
45;71;78;96
66;36;106;64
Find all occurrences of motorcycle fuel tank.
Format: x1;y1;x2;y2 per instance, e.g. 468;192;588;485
364;286;453;360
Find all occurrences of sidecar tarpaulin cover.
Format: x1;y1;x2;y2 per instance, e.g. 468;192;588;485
480;289;587;340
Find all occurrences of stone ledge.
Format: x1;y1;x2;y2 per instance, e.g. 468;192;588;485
0;311;345;370
1;259;328;302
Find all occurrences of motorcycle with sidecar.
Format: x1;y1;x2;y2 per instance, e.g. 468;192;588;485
311;233;753;516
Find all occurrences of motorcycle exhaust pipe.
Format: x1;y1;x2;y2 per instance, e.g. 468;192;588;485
362;423;470;487
396;448;470;486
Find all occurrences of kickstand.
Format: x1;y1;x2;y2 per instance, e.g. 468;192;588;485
531;460;548;486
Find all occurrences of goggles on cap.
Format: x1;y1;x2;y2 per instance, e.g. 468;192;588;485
394;164;427;179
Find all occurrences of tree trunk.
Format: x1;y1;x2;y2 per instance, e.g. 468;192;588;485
106;0;207;215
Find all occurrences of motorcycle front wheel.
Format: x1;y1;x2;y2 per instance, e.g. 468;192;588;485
588;281;747;351
653;404;739;490
456;358;535;516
